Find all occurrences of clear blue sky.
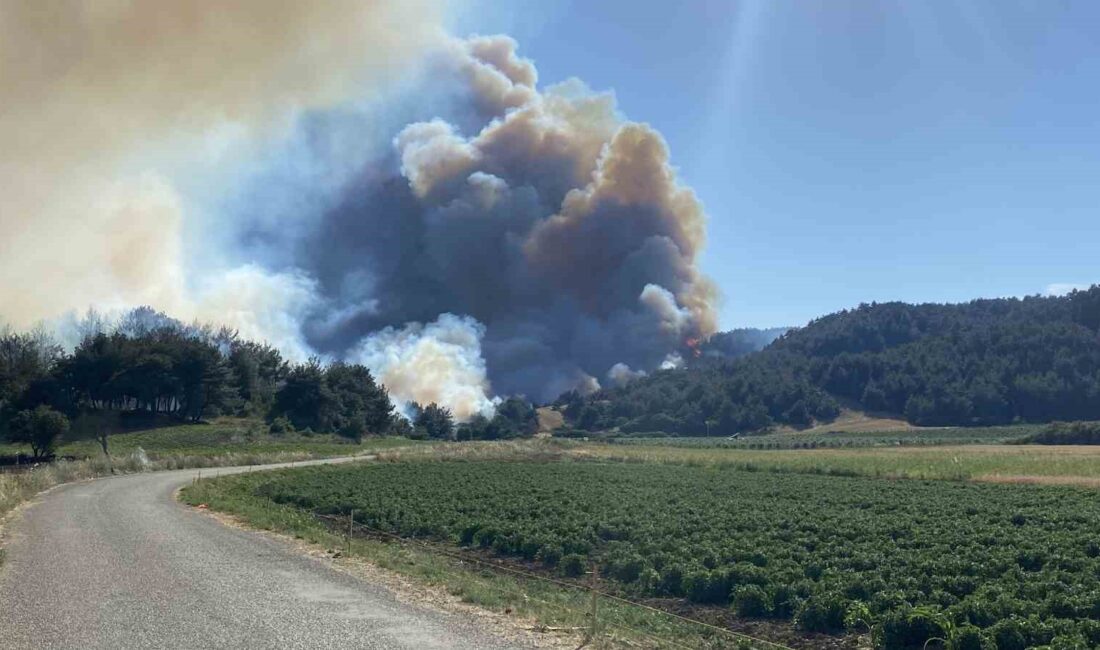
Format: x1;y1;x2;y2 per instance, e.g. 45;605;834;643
452;1;1100;329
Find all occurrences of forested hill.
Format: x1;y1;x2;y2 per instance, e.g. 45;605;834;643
558;286;1100;435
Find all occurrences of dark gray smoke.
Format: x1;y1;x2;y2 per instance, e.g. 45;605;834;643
270;36;717;410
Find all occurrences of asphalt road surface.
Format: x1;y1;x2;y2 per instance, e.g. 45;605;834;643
0;459;532;649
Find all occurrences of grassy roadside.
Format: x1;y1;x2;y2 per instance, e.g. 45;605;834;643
180;467;798;650
0;418;409;461
2;449;321;524
0;422;419;555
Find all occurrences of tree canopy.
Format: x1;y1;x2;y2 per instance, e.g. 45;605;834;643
8;405;69;459
1;307;397;443
561;286;1100;434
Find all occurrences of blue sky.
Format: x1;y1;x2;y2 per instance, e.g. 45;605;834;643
452;1;1100;328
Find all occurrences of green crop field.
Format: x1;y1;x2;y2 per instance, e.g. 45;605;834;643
199;457;1100;649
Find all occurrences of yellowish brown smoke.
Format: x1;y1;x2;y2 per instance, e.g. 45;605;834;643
0;0;446;327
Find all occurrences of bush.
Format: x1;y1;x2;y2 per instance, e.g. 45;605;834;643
948;625;991;650
769;582;808;619
873;606;950;650
988;616;1046;650
659;563;686;596
559;554;587;578
535;544;562;568
1045;633;1090;650
8;406;69;459
268;416;293;435
607;553;646;583
388;417;413;438
732;585;772;617
684;569;732;605
796;592;849;633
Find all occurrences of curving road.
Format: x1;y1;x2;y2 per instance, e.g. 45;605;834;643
0;459;532;649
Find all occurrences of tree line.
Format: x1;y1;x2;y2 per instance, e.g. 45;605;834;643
556;349;840;437
1;307;538;458
404;396;539;441
560;286;1100;434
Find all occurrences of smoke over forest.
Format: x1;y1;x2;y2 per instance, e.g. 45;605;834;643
0;3;717;419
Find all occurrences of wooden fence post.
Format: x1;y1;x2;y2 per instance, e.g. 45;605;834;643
346;509;355;556
588;563;600;645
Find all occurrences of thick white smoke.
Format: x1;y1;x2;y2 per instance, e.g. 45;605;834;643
349;314;496;421
607;363;647;387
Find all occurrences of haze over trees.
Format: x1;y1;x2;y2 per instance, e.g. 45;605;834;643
562;286;1100;434
0;307;539;456
698;327;790;361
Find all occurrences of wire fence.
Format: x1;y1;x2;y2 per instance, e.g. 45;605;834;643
315;511;794;650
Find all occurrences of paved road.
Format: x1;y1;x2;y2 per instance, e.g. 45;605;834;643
0;459;530;649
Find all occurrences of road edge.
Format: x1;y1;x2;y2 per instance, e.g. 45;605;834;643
175;476;576;650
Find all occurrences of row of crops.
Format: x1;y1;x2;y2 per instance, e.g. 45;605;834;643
607;426;1032;449
254;460;1100;649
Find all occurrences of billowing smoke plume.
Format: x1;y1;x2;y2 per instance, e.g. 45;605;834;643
350;314;496;420
288;36;718;405
0;0;446;328
1;6;718;418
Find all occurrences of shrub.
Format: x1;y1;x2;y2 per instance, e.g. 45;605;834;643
535;544;562;568
268;416;293;435
873;606;950;650
655;563;682;593
769;582;808;619
728;561;768;586
684;569;732;605
559;554;587;578
948;625;991;650
988;616;1045;650
870;589;911;615
843;601;873;634
1046;633;1090;650
732;585;771;618
387;417;413;438
8;406;69;459
607;553;646;583
796;592;848;633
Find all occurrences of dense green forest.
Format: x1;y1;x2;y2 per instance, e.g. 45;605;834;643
562;286;1100;435
1;307;535;458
